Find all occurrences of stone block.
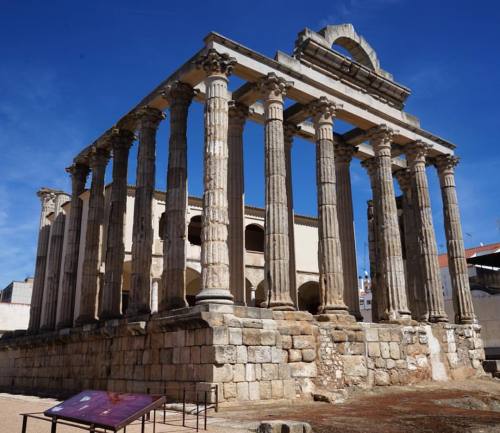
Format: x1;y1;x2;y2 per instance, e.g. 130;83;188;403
261;330;277;345
242;318;264;329
249;381;260;400
288;349;302;362
281;335;292;349
366;328;379;342
233;364;245;382
200;346;215;363
289;362;317;378
386;359;396;369
374;370;390;386
260;381;272;399
272;347;284;363
378;329;392;342
248;346;272;363
214;345;236;364
283;379;296;399
224;382;237;399
237;381;249;400
212;327;229;345
368;342;380;357
292;335;315;350
391;329;402;342
302;349;316;362
262;363;279;380
236;345;248;364
375;357;386;368
331;331;347;342
380;342;390;359
245;363;255;381
389;342;400;359
212;364;233;383
271;379;284;399
350;342;365;355
191;346;201;364
342;355;367;377
229;328;243;345
255;363;262;380
243;329;261;345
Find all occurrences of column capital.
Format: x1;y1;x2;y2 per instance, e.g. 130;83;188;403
109;128;136;151
257;72;292;102
197;48;236;77
228;100;249;124
161;81;196;107
405;140;431;164
88;147;110;168
394;168;411;193
66;162;90;181
134;106;165;131
368;124;397;151
361;157;378;178
334;142;356;163
308;96;341;125
434;154;459;175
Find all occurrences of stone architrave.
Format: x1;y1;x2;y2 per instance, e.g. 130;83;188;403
195;49;236;305
100;129;135;320
335;141;362;320
28;189;56;333
362;158;383;322
309;97;349;316
75;147;110;325
406;141;448;323
394;168;423;320
228;101;248;305
370;126;411;322
284;123;298;308
435;155;477;324
56;163;89;329
160;82;195;311
128;107;165;316
40;193;70;331
258;73;295;311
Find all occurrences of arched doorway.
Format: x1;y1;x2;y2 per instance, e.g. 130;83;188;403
186;267;201;306
245;224;264;253
188;215;202;246
298;281;320;314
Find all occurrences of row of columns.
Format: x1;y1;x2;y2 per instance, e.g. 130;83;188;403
28;49;476;333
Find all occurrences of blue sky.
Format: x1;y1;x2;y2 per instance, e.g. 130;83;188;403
1;0;499;288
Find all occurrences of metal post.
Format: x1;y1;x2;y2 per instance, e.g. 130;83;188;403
196;399;199;432
51;417;57;433
215;384;219;412
21;415;27;433
153;408;156;433
204;391;208;430
182;388;186;427
141;415;145;433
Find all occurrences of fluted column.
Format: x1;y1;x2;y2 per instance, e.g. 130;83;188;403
284;123;298;308
128;107;165;316
56;163;89;328
195;49;235;305
28;189;56;333
159;82;195;311
228;101;248;305
310;97;348;316
40;193;70;330
75;148;110;325
258;73;294;311
394;169;423;320
406;141;448;323
335;142;362;320
370;126;411;322
362;159;382;322
435;155;476;324
100;129;135;319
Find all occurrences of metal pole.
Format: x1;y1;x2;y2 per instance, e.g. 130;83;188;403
21;415;27;433
153;408;156;433
204;391;208;430
51;417;57;433
216;385;219;412
182;388;186;427
141;415;145;433
196;399;199;432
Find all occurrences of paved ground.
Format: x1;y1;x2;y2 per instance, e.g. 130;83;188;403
2;378;500;433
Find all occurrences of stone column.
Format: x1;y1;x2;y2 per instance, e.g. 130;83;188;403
75;147;110;325
284;123;298;308
394;168;423;320
335;142;362;320
28;189;56;333
406;141;448;323
195;49;235;305
40;193;70;330
100;129;135;320
310;97;349;317
258;73;294;311
228;101;248;305
366;197;379;322
435;155;476;324
56;163;89;329
128;107;165;316
370;126;411;322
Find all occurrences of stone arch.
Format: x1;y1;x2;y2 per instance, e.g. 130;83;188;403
186;267;201;306
319;24;380;71
298;281;320;314
245;223;264;253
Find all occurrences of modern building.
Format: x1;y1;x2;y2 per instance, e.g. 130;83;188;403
0;278;33;335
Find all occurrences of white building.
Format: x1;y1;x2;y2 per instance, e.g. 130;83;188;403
0;278;33;334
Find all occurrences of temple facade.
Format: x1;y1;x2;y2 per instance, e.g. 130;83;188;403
0;24;485;402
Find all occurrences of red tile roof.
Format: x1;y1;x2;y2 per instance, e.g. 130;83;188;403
438;242;500;268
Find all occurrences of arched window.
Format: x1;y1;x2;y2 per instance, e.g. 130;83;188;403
188;215;202;246
298;281;320;314
159;212;166;241
245;224;264;253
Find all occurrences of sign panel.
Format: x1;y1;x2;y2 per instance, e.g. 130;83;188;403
44;390;164;430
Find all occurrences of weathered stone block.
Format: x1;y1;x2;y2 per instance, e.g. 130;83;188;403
272;347;284;364
293;335;315;350
281;335;292;350
248;346;272;363
368;342;380;357
212;327;229;345
229;328;243;345
366;328;379;342
288;349;302;362
212;364;233;383
389;342;400;359
271;379;284;399
302;349;316;362
261;330;277;346
236;345;248;364
289;362;317;378
260;381;272;399
224;382;237;399
237;381;249;400
380;342;390;359
243;329;261;345
233;364;245;382
342;355;367;377
331;331;347;342
249;381;260;400
214;345;236;364
374;370;390;386
378;329;392;342
262;363;279;380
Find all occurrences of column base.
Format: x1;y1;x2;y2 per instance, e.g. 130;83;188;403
265;301;295;311
161;297;189;312
74;315;98;327
195;288;234;305
99;311;123;322
456;314;478;325
316;312;356;324
428;313;449;323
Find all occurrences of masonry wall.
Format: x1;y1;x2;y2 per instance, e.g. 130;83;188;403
0;306;485;403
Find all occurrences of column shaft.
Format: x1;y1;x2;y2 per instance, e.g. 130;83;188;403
435;155;476;324
310;97;348;315
335;143;362;320
366;198;380;322
28;190;56;332
128;107;164;316
228;101;248;305
259;73;294;310
40;193;70;330
195;50;235;305
406;142;448;322
100;129;134;319
160;83;194;311
371;126;411;322
56;163;89;328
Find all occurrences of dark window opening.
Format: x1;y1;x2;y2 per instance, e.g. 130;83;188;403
188;215;202;246
159;212;166;241
245;224;264;253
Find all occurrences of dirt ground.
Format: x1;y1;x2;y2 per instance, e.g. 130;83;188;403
2;378;500;433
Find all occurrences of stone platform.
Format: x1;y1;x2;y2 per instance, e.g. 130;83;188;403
0;306;485;403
